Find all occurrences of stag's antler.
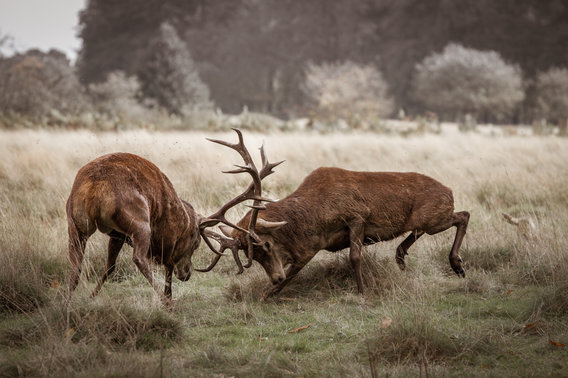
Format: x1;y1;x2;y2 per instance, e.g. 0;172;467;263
194;229;244;273
197;128;284;272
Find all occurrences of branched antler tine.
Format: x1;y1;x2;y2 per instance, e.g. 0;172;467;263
194;254;222;272
222;167;250;175
199;229;227;256
250;195;276;203
217;218;248;234
195;230;244;274
207;129;257;171
258;144;285;179
246;204;267;210
223;164;261;184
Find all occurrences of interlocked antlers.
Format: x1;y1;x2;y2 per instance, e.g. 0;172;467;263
197;128;284;273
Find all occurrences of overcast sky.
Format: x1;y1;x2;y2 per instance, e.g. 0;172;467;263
0;0;86;61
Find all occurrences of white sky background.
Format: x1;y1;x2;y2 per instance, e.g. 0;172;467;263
0;0;87;61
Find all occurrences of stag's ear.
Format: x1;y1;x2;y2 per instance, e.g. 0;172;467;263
219;224;234;238
256;219;287;233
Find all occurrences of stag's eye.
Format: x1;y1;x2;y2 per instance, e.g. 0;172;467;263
263;241;271;251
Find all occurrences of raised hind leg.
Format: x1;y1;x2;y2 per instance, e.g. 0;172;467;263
448;211;469;277
424;211;470;277
91;235;124;297
395;231;425;270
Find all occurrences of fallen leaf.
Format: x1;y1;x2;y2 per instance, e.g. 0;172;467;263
50;280;61;289
381;317;392;329
524;322;538;329
64;328;75;340
289;323;311;333
549;340;565;347
482;364;487;370
506;289;513;296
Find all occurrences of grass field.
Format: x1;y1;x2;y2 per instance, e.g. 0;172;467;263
1;128;567;377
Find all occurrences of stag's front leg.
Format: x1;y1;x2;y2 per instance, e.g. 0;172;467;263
164;265;173;299
129;223;171;305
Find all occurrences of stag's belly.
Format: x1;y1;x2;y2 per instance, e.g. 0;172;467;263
321;226;350;252
321;224;407;252
364;224;407;243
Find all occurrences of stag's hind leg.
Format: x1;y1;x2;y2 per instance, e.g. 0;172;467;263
91;235;124;297
424;211;470;277
395;231;425;270
67;217;95;297
68;232;87;295
447;211;469;277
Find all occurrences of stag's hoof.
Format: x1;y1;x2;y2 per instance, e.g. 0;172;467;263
161;296;175;310
450;256;465;278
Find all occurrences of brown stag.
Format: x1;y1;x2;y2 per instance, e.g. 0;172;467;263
66;129;283;304
207;167;470;298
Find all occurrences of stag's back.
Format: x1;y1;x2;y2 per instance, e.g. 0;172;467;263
261;167;455;249
66;153;181;235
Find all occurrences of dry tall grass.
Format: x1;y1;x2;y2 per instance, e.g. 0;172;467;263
1;128;567;376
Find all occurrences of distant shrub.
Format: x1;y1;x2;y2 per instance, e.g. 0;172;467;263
138;22;212;116
0;49;88;117
88;71;153;121
301;61;393;125
533;67;568;128
412;43;524;122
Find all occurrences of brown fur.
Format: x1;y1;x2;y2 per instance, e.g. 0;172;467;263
227;167;470;298
66;153;200;304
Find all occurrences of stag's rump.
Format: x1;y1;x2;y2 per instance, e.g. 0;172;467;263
66;153;178;236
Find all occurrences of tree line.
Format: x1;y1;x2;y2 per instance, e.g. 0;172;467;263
0;0;567;127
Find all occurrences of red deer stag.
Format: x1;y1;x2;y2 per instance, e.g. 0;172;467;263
205;167;469;298
66;130;282;304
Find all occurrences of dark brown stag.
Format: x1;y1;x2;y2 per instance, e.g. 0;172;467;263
210;167;470;298
66;129;283;303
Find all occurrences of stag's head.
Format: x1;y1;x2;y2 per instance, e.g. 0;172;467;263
174;254;192;281
218;216;287;285
196;129;287;284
